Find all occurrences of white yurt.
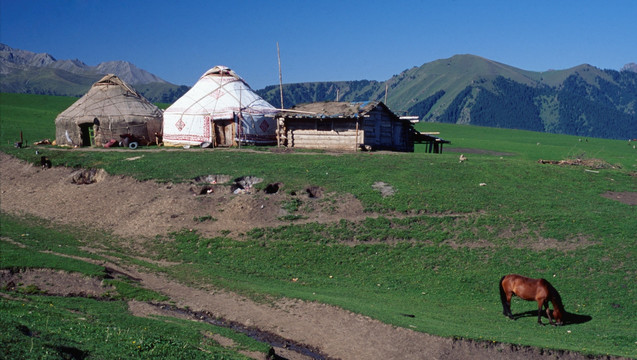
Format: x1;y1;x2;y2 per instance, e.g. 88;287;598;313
162;66;277;147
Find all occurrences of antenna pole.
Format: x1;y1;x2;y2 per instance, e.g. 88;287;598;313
384;83;388;103
277;42;284;109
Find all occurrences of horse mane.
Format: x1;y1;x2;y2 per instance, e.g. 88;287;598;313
545;280;565;311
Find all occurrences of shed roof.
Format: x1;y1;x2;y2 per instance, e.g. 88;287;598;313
277;101;402;120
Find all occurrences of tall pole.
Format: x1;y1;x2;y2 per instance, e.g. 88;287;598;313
384;83;388;104
238;88;242;148
277;42;284;109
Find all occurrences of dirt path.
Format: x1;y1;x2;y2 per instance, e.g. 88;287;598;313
0;153;619;359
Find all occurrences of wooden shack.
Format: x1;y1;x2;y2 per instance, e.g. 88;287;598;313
275;101;415;152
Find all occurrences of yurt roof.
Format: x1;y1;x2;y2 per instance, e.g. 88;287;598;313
164;66;276;119
56;74;162;121
201;65;244;82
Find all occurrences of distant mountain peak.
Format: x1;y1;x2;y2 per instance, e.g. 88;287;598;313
621;62;637;72
0;43;168;85
95;61;167;84
0;43;57;68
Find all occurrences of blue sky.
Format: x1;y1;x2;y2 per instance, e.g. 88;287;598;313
1;0;635;89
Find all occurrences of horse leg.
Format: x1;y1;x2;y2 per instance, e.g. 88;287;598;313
537;302;545;325
545;302;555;326
504;293;514;319
501;296;512;317
501;295;509;316
500;278;514;318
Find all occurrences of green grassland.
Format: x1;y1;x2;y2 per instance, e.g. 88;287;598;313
0;93;75;146
1;295;268;360
1;93;636;358
1;215;272;359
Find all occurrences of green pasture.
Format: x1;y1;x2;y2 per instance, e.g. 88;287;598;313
0;93;73;146
1;93;636;358
0;216;270;359
1;290;269;359
416;121;637;168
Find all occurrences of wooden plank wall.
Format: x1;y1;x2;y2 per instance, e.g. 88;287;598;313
287;118;362;151
282;111;413;152
361;109;412;152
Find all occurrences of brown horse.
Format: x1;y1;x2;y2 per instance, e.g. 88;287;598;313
499;274;564;326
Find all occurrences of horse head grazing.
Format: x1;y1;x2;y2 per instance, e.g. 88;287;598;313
552;308;563;326
547;281;565;325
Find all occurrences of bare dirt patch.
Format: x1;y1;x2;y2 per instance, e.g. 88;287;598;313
0;268;113;297
601;191;637;205
538;158;619;169
0;152;367;241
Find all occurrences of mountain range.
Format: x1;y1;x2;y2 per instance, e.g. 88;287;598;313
257;55;637;140
1;43;635;140
0;44;188;103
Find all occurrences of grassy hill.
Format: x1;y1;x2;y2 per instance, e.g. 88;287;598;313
257;55;637;140
1;93;636;358
383;54;540;114
0;67;100;97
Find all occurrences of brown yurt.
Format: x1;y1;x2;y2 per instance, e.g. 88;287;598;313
55;74;162;147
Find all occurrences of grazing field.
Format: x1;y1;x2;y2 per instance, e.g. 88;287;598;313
1;93;636;359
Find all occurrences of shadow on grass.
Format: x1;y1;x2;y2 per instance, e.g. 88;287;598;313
47;345;89;359
510;310;592;325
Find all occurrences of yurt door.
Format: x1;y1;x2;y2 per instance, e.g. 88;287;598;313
213;120;235;147
79;123;95;146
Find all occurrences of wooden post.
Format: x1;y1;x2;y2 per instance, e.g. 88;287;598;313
277;42;284;109
276;116;280;147
355;119;359;151
235;113;240;148
211;117;216;148
237;83;243;148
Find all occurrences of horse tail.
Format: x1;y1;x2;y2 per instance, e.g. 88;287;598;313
499;275;508;308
